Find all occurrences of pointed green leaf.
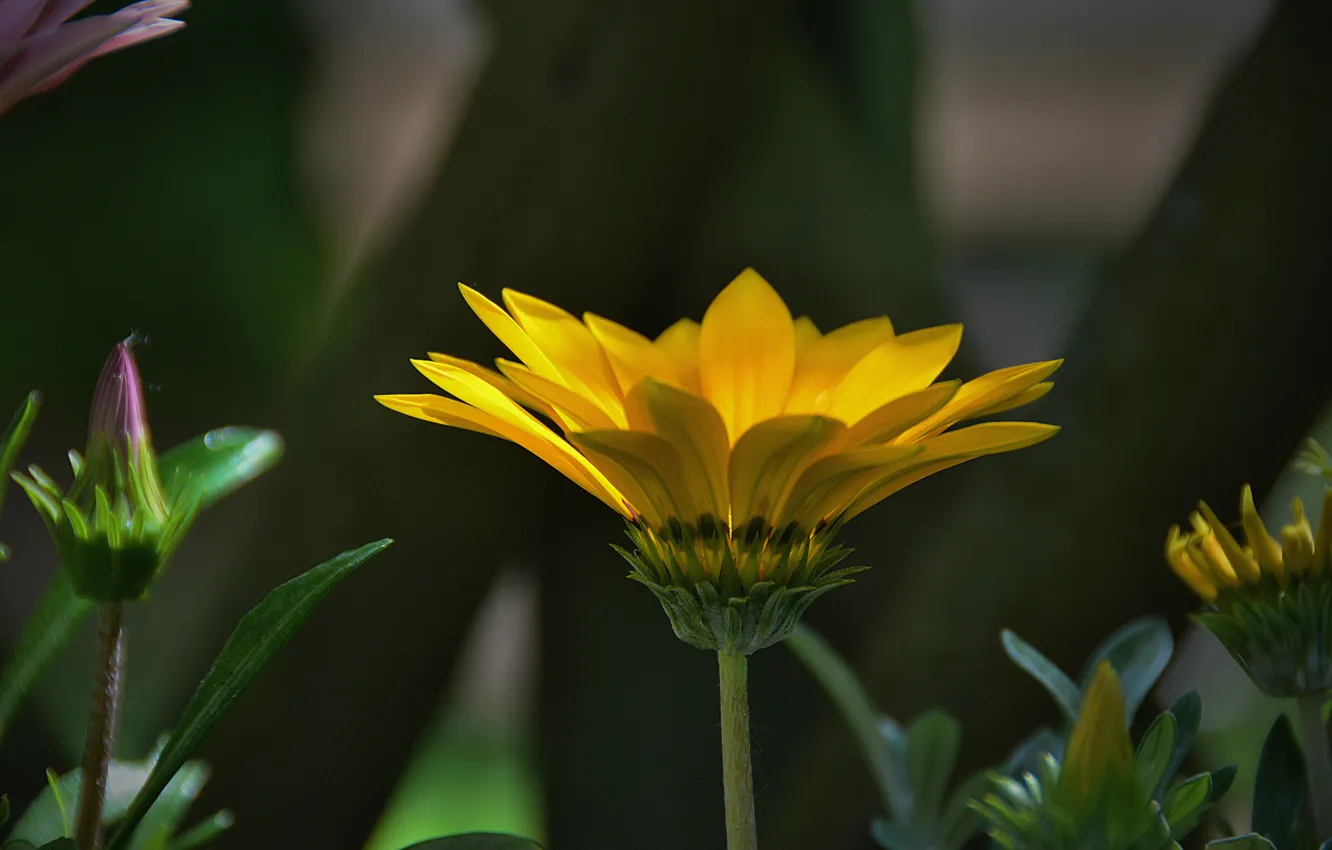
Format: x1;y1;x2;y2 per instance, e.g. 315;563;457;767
1;794;9;827
1080;617;1174;721
36;840;77;850
164;810;232;850
158;428;283;511
1003;727;1064;776
105;539;392;850
785;623;911;819
906;710;962;823
1253;715;1307;849
397;837;543;849
1206;836;1276;849
1000;630;1080;723
1;391;41;561
1162;772;1213;838
1208;764;1237;804
1159;690;1201;797
1134;711;1176;799
0;572;94;745
126;763;211;850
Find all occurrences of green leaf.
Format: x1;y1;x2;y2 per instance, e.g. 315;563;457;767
36;840;77;850
105;538;392;850
785;623;911;819
0;573;94;745
1159;690;1201;798
1162;772;1212;838
1;794;10;827
1;391;41;561
1253;714;1307;849
158;428;283;511
126;763;212;850
164;810;233;850
1000;630;1080;723
939;770;991;849
1003;728;1063;776
1208;764;1237;804
1080;617;1173;721
1206;836;1277;849
5;757;156;846
397;836;543;849
1134;711;1176;800
906;710;962;823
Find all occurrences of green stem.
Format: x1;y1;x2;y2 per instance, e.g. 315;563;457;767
718;651;758;850
1298;693;1332;842
74;603;125;850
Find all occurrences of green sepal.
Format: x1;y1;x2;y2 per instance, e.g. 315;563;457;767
1195;578;1332;697
626;569;860;654
617;520;862;653
0;391;41;561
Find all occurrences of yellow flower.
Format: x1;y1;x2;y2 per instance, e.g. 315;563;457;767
1165;484;1332;602
378;269;1059;650
1168;484;1332;696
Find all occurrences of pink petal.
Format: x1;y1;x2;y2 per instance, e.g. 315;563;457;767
0;0;48;44
0;12;125;114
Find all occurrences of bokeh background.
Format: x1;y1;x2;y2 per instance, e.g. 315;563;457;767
3;0;1331;847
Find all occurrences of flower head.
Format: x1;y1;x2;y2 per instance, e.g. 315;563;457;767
13;340;192;599
379;269;1060;651
0;0;188;117
1167;485;1332;696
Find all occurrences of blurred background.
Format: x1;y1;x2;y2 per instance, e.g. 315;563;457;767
2;0;1330;847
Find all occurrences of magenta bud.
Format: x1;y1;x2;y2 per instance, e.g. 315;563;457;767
88;339;151;454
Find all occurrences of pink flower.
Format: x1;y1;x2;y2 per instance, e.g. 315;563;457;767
0;0;188;116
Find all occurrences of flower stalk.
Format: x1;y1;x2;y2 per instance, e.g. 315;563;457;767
718;651;757;850
73;602;125;850
1299;693;1332;841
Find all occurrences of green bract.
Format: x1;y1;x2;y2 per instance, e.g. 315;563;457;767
617;521;863;654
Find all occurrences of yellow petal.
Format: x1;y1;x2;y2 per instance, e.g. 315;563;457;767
898;359;1062;442
495;359;621;431
982;381;1053;416
841;422;1060;519
654;319;702;393
778;444;924;528
699;268;796;441
728;416;846;526
1166;525;1218;601
1198;500;1260;583
376;390;628;516
841;381;960;448
375;393;501;438
502;289;625;420
786;316;895;414
425;352;554;418
1283;497;1315;574
408;361;628;514
827;323;963;424
625;379;730;523
570;428;699;528
1241;484;1284;577
584;313;673;395
1060;662;1132;812
459;284;560;381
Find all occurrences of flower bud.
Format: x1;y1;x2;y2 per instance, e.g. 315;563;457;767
13;341;197;600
